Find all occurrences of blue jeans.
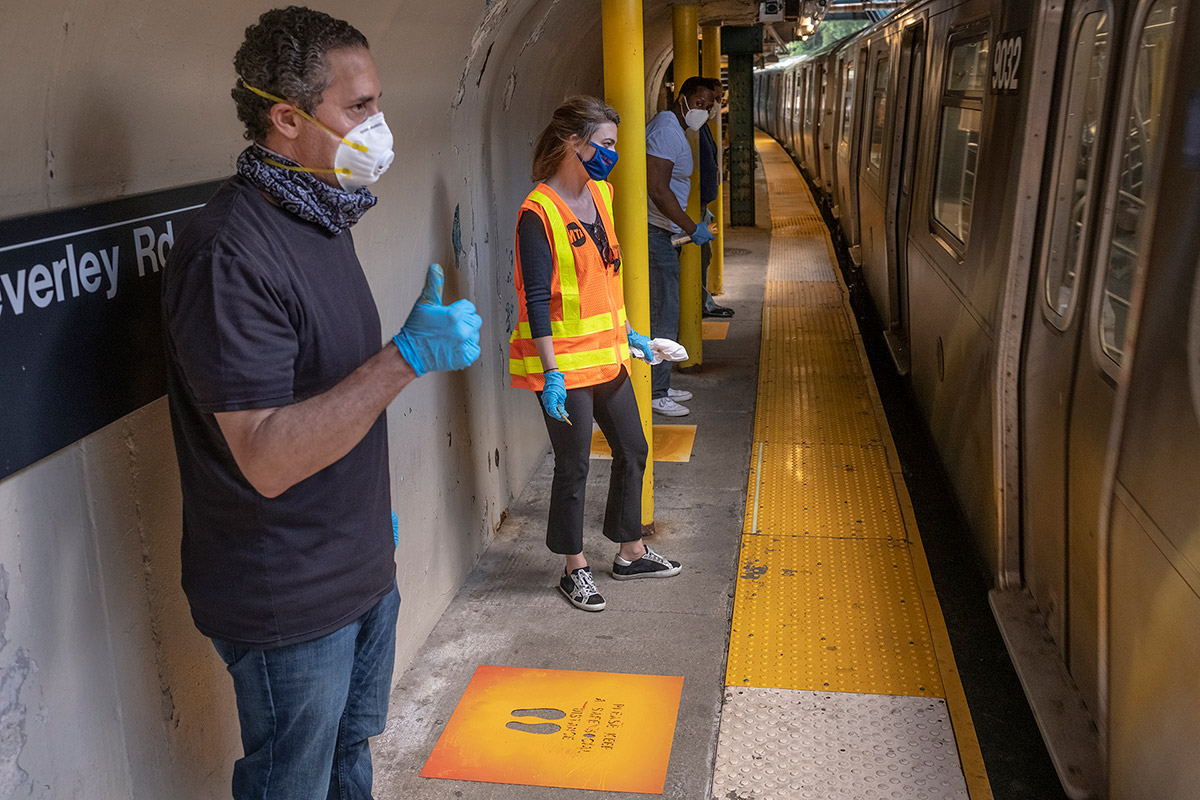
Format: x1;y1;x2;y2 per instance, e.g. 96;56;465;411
211;583;401;800
647;224;681;399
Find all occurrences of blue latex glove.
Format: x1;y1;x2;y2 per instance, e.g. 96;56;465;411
392;264;483;376
627;328;654;364
540;370;570;423
391;510;399;548
689;223;715;246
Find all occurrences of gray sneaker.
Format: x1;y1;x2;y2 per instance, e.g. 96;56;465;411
560;567;606;611
611;546;682;580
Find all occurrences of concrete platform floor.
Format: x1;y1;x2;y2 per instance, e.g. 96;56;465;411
372;176;772;799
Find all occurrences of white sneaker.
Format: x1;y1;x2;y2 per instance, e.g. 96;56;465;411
651;397;690;417
667;387;693;403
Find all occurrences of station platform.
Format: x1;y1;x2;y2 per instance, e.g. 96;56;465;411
372;133;992;799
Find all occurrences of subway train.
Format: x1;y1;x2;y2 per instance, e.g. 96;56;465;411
755;0;1198;797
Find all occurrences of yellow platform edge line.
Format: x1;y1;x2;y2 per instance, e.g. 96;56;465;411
786;167;995;800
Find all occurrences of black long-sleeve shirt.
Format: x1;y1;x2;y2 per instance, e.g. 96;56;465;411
517;206;610;338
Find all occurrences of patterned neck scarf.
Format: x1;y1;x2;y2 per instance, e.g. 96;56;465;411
236;145;378;235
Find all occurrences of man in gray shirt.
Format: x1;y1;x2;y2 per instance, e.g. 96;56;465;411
645;77;718;417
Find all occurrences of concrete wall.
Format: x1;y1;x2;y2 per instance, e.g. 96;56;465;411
0;0;750;795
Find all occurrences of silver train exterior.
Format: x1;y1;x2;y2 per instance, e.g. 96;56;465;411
755;0;1198;797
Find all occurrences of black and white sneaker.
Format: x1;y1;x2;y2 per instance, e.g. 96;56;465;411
560;567;606;611
611;546;682;580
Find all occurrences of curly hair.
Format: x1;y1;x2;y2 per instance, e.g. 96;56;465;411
677;76;723;100
531;96;621;183
231;6;369;142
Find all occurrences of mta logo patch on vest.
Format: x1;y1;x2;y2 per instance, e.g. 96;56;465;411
566;222;587;248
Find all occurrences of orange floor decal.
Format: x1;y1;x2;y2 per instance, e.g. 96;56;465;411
421;665;684;794
702;320;730;340
591;424;697;463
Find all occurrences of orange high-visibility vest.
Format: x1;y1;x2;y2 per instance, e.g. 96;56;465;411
509;180;632;391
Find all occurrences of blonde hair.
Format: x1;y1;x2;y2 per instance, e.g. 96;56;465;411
531;96;621;182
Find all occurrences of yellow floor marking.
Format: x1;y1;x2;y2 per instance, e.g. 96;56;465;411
726;131;993;799
421;665;683;794
726;533;944;697
702;320;730;339
591;424;696;463
742;442;908;538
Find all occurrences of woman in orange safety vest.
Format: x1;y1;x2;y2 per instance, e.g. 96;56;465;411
510;96;683;612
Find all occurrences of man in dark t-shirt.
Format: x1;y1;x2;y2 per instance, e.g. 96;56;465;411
161;8;482;799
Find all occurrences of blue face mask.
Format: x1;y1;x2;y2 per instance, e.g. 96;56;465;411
578;142;619;180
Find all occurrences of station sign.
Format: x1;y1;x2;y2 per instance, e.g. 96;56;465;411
0;180;224;481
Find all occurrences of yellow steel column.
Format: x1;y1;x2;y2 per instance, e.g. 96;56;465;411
673;4;703;369
603;0;655;530
702;25;725;297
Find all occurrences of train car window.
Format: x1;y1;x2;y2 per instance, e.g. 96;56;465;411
1043;11;1110;327
1100;0;1179;365
945;38;989;94
840;60;856;148
821;67;829;125
806;68;817;136
792;71;801;128
933;34;988;248
869;54;890;170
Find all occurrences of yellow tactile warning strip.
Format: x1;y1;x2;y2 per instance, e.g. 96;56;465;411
720;132;992;798
590;424;696;463
743;443;906;538
728;534;943;696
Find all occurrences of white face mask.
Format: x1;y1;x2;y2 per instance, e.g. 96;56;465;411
333;112;395;190
682;96;709;131
240;80;395;191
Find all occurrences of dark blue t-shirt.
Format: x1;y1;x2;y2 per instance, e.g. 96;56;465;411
699;123;719;209
162;175;394;649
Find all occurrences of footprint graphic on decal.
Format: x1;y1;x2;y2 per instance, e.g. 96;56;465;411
506;707;566;735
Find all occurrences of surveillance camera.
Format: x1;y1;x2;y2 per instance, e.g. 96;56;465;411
759;1;784;22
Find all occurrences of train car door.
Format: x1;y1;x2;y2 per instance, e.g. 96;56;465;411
882;21;926;374
792;66;804;157
845;44;870;264
1022;0;1179;722
1068;0;1179;720
811;62;830;189
1104;3;1200;789
1019;1;1112;692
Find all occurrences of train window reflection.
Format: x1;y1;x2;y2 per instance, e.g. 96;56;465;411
840;61;856;149
946;38;989;94
806;68;817;135
1101;0;1178;365
933;35;987;247
1044;12;1109;325
934;107;982;242
869;55;889;170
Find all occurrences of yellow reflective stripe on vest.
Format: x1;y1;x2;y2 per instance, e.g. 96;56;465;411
597;181;614;215
527;190;581;323
510;306;628;344
509;342;631;377
515;310;620;340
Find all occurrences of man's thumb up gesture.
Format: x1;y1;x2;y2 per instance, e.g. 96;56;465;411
392;264;483;376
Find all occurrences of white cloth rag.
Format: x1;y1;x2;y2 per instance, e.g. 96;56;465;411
631;338;689;365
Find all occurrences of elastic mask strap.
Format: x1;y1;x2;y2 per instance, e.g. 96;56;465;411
240;80;369;154
261;156;347;178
